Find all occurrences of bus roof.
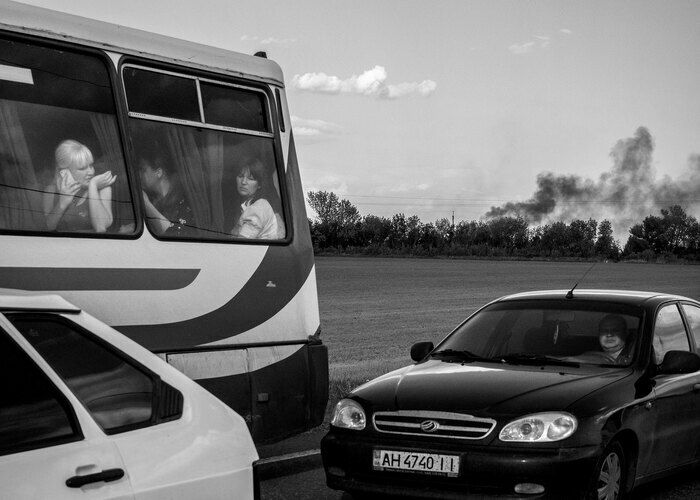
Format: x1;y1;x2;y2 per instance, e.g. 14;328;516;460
0;0;284;86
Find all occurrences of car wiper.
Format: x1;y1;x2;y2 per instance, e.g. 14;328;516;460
431;349;496;363
499;353;580;367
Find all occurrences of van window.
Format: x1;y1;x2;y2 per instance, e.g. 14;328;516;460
0;37;135;234
9;315;156;434
123;65;285;241
0;330;80;455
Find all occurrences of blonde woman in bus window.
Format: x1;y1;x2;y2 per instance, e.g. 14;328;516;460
229;159;279;239
43;140;116;233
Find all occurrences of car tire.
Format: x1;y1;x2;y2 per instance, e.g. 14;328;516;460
585;440;627;500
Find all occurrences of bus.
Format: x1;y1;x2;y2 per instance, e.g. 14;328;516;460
0;0;328;442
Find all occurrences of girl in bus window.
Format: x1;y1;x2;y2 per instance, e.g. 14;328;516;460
43;140;116;233
229;159;279;239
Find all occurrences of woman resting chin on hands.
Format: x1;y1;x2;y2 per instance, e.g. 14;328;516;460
43;139;116;233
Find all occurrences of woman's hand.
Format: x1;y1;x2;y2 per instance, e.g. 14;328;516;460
90;171;117;190
56;170;81;205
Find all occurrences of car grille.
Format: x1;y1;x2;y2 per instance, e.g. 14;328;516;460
373;410;496;440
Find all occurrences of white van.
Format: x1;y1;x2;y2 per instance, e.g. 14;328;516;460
0;291;259;499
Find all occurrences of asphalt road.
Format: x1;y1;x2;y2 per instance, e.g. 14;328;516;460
260;463;700;499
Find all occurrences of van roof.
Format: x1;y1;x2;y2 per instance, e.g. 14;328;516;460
0;0;284;86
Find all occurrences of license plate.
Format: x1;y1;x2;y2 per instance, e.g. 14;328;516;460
372;449;460;477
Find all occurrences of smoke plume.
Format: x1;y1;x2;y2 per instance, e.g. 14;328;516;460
485;127;700;242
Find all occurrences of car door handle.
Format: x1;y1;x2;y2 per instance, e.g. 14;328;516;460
65;468;125;488
694;383;700;392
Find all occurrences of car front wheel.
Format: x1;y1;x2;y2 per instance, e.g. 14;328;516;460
586;440;626;500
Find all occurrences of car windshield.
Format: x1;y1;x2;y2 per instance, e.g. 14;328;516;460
436;299;643;367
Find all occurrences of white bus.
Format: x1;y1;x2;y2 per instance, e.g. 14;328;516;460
0;0;327;442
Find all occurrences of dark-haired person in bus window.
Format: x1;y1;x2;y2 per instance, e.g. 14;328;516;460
229;159;280;239
43;139;116;233
139;156;194;237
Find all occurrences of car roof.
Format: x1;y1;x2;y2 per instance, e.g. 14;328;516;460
0;289;81;313
0;0;284;86
497;289;696;307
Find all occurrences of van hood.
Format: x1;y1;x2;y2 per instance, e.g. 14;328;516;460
351;359;630;416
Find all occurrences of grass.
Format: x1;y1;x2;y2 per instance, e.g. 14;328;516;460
316;256;700;422
326;357;409;421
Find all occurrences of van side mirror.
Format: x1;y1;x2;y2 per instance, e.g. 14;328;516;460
410;341;434;362
657;350;700;375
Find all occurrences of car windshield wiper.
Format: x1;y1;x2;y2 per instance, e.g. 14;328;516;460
431;349;496;363
499;353;580;368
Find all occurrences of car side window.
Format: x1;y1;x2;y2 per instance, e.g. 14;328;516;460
0;329;80;456
652;304;691;364
8;314;156;434
681;304;700;351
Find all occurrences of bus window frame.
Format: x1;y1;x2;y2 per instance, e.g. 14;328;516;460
118;57;293;245
0;30;144;240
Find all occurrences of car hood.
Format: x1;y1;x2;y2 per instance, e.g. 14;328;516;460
352;359;630;416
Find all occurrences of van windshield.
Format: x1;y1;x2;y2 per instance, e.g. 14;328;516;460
437;300;643;367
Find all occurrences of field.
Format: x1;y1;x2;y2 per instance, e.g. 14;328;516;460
315;256;700;408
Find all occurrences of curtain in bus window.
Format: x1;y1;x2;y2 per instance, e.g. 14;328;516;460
203;130;225;234
89;114;133;231
0;99;45;231
164;127;212;236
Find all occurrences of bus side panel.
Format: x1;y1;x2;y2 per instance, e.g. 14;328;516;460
166;349;253;425
248;345;309;442
166;344;328;443
308;342;329;427
247;342;327;442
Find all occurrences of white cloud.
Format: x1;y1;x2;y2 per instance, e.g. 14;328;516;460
509;30;571;55
260;36;297;45
291;116;342;140
291;65;437;99
240;35;297;45
508;41;536;54
534;35;551;48
305;175;349;196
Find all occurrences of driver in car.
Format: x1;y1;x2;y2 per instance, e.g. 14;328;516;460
597;314;630;364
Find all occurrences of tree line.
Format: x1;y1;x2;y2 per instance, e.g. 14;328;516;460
307;191;700;262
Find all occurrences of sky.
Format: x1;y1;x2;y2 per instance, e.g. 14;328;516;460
16;0;700;239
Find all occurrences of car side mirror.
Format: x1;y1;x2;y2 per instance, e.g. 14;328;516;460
410;341;434;362
657;350;700;375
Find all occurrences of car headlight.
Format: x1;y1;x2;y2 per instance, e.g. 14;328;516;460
331;399;366;430
499;412;577;442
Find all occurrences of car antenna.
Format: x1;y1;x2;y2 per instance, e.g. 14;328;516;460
566;262;596;299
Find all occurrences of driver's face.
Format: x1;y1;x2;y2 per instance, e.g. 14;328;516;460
599;322;626;352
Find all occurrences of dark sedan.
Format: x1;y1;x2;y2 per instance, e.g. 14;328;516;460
322;290;700;499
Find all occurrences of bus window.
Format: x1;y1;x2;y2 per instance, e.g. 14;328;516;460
200;81;269;132
124;66;286;241
0;37;135;235
123;69;200;122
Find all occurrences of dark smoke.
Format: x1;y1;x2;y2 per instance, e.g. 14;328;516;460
485;127;700;241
